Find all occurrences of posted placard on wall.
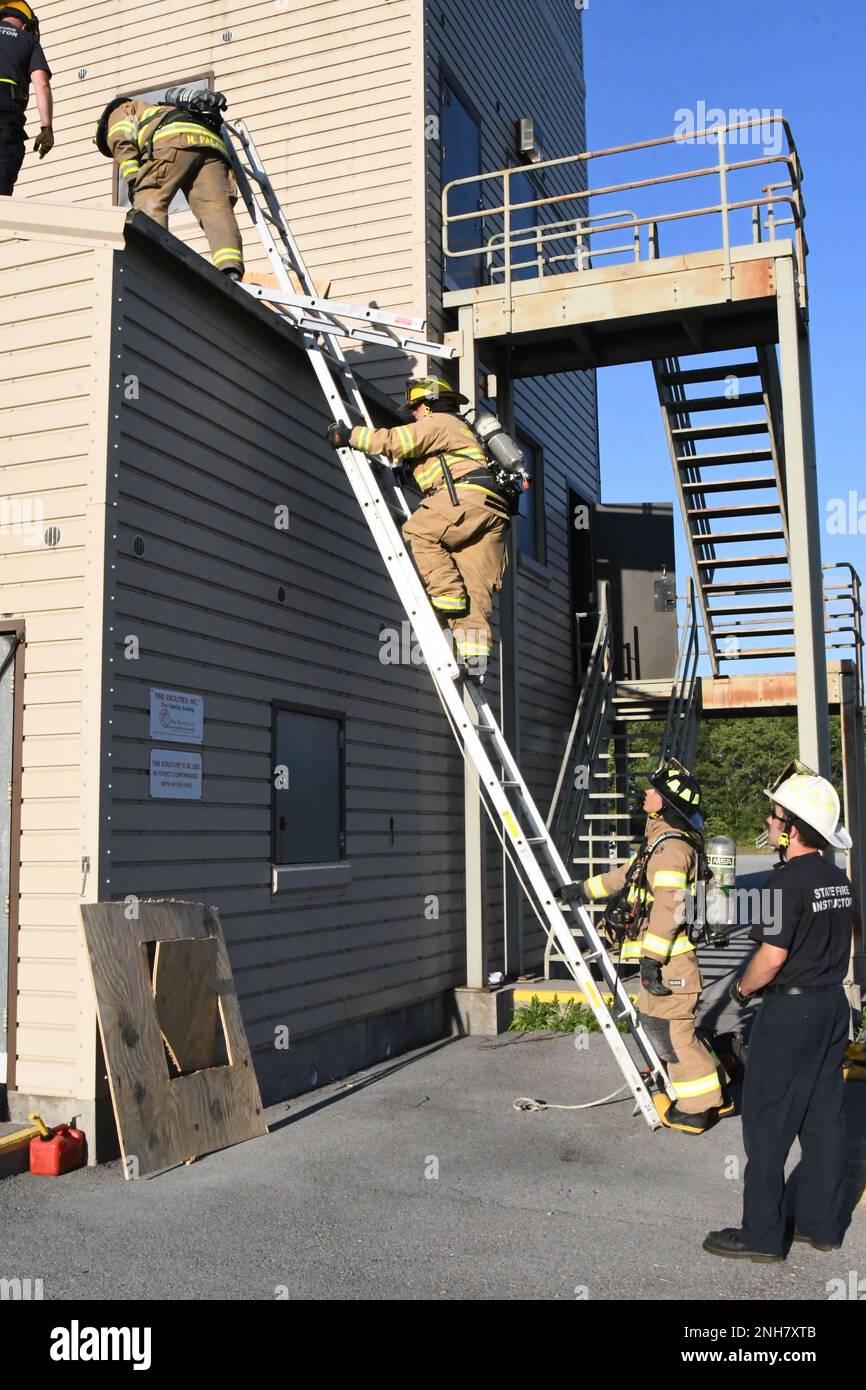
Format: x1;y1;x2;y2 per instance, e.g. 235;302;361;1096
149;688;204;745
150;749;203;800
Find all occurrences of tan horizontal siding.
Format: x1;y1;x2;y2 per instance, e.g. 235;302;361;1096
17;0;426;396
0;224;112;1098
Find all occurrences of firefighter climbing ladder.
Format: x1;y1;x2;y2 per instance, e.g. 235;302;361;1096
222;117;674;1130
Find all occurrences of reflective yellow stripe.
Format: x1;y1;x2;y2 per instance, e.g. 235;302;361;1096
108;120;136;138
353;427;374;453
212;247;243;265
642;930;695;958
653;870;688;889
0;79;17;86
394;425;415;458
119;159;140;177
454;639;492;656
456;483;508;503
586;875;608;900
431;595;466;611
414;462;444;487
147;124;229;156
620;940;642;960
672;1071;720;1099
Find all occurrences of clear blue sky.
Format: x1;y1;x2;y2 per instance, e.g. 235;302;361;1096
582;0;866;637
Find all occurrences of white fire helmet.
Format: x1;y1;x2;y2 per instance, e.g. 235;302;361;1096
764;771;853;851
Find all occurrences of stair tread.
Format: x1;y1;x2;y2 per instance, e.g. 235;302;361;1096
681;477;778;493
697;553;789;569
668;391;764;412
672;420;769;439
659;361;759;386
705;578;793;594
677;449;773;467
688;502;782;518
716;645;796;658
693;529;785;545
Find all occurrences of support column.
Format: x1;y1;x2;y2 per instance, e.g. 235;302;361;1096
458;306;487;988
497;350;523;976
775;257;831;775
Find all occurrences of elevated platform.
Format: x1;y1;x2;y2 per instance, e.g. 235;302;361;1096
445;240;802;376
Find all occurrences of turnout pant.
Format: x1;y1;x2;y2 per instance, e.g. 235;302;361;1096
638;949;724;1114
741;988;849;1256
133;148;244;276
0;112;25;196
402;488;508;665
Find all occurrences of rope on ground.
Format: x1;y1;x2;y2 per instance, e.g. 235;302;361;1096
513;1083;629;1112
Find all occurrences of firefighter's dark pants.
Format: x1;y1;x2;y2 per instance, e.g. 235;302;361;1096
741;987;849;1256
0;111;25;195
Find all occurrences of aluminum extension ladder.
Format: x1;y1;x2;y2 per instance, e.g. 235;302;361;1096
221;117;673;1129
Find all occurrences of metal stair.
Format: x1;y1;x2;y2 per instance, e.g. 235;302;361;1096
654;348;793;675
545;583;702;977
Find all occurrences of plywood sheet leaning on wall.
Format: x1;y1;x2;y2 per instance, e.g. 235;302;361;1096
79;900;267;1179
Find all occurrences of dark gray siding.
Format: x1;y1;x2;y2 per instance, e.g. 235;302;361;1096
424;0;600;959
105;232;478;1092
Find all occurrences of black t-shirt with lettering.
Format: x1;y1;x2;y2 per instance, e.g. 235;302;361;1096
750;853;853;987
0;20;51;115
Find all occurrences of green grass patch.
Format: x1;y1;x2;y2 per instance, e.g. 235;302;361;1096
509;993;632;1034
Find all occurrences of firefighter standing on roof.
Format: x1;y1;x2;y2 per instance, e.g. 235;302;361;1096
565;760;730;1133
328;377;511;678
94;86;244;280
0;2;53;195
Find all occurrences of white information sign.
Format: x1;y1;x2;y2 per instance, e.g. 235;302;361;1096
150;749;203;800
149;688;204;745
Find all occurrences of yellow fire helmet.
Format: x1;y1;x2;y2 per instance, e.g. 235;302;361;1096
648;757;703;828
0;2;40;39
403;376;469;409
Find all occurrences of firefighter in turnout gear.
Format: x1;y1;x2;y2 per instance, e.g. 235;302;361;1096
567;760;730;1133
95;86;244;279
328;377;510;678
0;3;53;196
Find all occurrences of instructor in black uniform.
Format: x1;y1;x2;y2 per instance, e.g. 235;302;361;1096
0;2;53;196
704;763;855;1262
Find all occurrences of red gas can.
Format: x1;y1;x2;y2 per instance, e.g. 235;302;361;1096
29;1123;86;1176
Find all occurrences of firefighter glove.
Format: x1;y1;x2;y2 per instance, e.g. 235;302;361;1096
559;880;588;906
640;957;673;997
328;421;352;449
33;127;54;158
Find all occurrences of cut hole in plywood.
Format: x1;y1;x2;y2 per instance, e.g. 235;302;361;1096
150;937;229;1076
80;900;267;1179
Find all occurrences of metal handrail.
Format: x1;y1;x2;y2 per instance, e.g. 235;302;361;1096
547;580;614;860
486;208;642;279
443;115;807;300
823;562;864;707
659;579;702;769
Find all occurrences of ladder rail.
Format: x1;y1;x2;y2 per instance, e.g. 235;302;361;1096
222;117;672;1126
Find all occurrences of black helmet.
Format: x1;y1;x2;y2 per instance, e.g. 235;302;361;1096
0;3;40;39
649;758;703;829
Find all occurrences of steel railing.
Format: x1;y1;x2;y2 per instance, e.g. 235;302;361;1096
485;209;642;280
547;579;614;861
823;562;864;707
443;115;806;301
659;579;702;769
